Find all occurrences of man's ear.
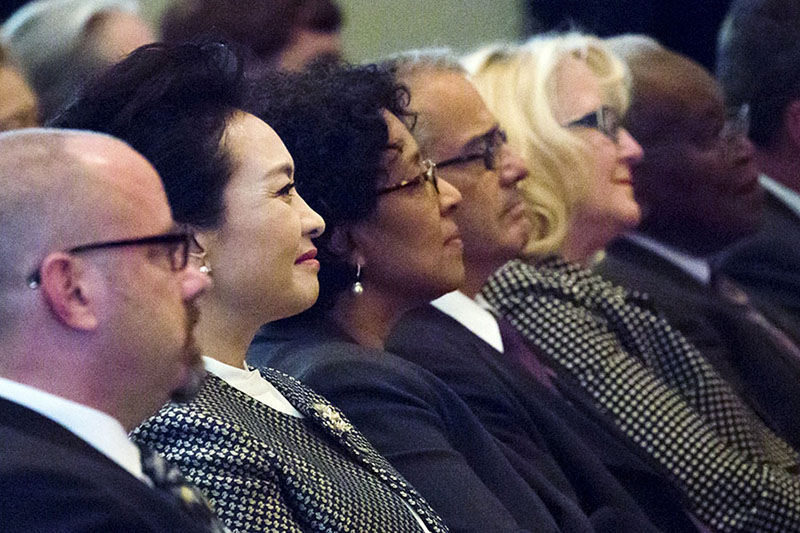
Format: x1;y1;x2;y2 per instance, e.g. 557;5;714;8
784;100;800;149
38;253;99;331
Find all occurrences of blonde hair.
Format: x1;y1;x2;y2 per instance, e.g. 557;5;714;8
464;32;630;258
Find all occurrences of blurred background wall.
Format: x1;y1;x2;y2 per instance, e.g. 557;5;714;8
3;0;731;70
338;0;525;62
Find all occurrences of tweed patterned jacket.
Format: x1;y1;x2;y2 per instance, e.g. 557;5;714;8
483;258;800;533
132;368;447;533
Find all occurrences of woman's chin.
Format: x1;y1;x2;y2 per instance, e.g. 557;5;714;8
269;285;320;323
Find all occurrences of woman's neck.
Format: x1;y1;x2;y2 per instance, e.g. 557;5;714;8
330;286;412;350
194;298;260;369
560;219;617;265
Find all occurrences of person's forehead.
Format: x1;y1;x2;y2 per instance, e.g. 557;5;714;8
631;60;725;142
223;111;293;176
552;57;602;123
409;70;497;150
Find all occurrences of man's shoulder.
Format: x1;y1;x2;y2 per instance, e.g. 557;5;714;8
0;405;205;533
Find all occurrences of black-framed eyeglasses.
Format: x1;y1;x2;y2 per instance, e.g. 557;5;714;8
565;106;622;142
27;231;193;289
376;158;439;196
435;128;508;171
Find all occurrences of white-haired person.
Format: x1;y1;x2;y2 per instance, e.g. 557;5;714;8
464;33;800;532
1;0;154;120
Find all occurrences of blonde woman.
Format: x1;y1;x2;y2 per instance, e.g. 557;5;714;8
467;33;800;532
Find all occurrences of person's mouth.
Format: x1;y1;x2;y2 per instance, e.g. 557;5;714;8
295;248;320;269
295;248;318;264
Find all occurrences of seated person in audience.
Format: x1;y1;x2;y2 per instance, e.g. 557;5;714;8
53;42;447;533
598;35;800;452
161;0;343;72
2;0;155;120
0;44;38;131
715;0;800;323
384;44;695;532
0;128;224;532
431;33;800;532
247;61;661;533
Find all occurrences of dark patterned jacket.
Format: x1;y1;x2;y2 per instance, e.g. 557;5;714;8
132;369;447;533
483;258;800;533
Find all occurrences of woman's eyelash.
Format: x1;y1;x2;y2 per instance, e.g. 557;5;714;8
276;182;295;196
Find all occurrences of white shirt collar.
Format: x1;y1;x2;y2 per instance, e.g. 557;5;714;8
0;375;145;482
625;233;711;285
431;290;504;353
202;356;303;418
760;174;800;219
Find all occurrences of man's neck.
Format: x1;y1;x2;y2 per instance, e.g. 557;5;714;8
635;224;718;258
461;257;508;298
755;145;800;194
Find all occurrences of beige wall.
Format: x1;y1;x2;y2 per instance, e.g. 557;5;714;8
340;0;526;62
142;0;526;61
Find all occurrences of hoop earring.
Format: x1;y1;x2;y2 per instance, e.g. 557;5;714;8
351;263;364;296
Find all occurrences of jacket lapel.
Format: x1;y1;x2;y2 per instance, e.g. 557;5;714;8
257;366;448;532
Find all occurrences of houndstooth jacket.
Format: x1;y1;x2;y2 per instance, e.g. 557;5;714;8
132;368;447;533
483;258;800;533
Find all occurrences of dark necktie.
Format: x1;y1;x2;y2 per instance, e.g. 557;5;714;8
137;443;231;533
495;314;558;392
711;272;800;360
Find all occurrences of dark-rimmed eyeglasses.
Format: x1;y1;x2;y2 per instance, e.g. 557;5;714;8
435;128;508;171
376;159;439;196
565;106;621;142
27;231;193;289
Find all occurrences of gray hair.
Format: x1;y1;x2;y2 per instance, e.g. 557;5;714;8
382;48;465;82
1;0;141;119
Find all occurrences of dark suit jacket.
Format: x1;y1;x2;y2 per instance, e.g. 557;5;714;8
0;397;210;532
388;304;696;533
718;189;800;325
249;314;598;533
599;234;800;450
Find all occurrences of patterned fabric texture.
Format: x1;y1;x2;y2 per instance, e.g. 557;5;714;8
483;258;800;533
132;368;447;533
137;443;231;533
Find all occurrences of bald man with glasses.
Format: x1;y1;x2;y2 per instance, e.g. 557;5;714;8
0;128;227;532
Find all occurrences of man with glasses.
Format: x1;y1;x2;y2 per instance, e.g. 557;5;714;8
0;128;224;532
598;38;800;452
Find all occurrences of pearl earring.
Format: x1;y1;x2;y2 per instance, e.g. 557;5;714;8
351;263;364;296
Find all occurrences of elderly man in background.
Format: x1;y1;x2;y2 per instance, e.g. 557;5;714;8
715;0;800;323
1;0;155;120
598;35;800;451
0;128;222;532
